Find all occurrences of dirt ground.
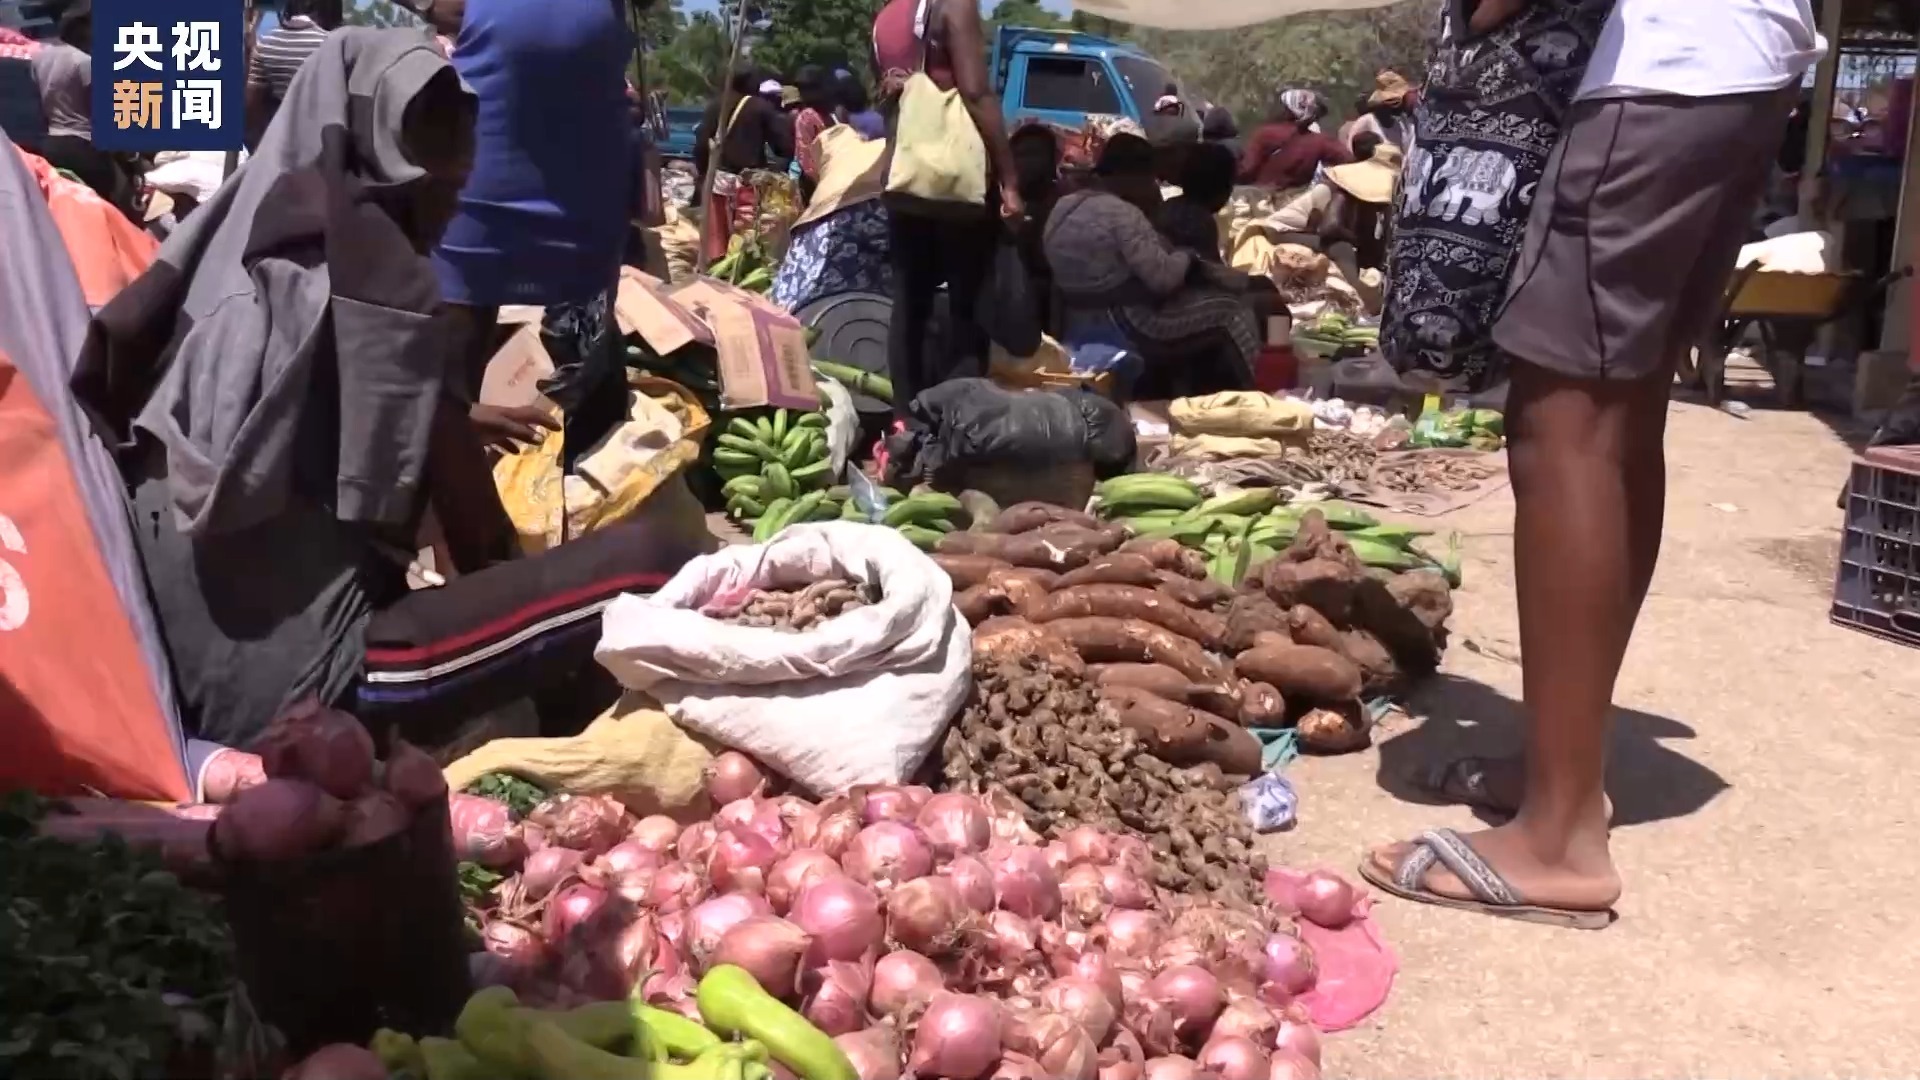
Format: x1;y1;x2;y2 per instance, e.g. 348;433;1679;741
1289;401;1920;1078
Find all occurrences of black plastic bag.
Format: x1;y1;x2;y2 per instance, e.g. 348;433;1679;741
895;378;1136;482
976;238;1044;359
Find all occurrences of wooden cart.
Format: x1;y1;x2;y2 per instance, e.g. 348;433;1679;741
1679;264;1912;407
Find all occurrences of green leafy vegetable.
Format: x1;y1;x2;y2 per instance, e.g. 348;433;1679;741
462;773;546;819
0;791;234;1080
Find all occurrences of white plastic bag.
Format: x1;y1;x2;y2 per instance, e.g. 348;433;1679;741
594;522;971;795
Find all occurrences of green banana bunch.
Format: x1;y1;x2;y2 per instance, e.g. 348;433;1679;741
1094;474;1204;518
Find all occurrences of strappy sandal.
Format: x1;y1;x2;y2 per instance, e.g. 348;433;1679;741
1357;828;1615;931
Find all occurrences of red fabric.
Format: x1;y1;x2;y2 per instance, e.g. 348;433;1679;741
0;27;36;58
794;107;830;181
1238;124;1353;189
363;571;669;664
700;183;760;263
873;0;954;94
14;147;158;307
0;348;190;802
1264;868;1399;1031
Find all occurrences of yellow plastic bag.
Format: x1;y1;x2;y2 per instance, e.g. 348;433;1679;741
1169;391;1315;440
1167;433;1294;460
493;375;711;555
442;692;715;820
886;72;987;207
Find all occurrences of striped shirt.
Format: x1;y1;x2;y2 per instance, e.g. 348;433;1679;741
247;16;331;101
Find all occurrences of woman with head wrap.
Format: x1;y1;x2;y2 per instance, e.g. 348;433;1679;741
1236;87;1353;189
1045;132;1261;398
72;29;710;753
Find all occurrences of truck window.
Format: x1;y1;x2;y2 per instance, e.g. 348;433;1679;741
1022;56;1123;116
1113;55;1181;119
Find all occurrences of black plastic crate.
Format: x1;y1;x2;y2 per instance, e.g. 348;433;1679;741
1832;445;1920;648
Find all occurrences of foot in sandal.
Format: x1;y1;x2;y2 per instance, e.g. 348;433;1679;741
1361;819;1621;930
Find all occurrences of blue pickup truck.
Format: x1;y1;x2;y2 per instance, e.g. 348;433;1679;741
654;26;1190;162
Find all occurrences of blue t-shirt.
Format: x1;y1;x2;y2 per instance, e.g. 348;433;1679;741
433;0;635;307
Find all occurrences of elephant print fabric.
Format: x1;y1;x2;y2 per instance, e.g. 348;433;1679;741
1381;0;1613;393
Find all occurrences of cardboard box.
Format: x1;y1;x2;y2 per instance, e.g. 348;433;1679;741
478;306;554;409
669;278;819;411
616;267;711;356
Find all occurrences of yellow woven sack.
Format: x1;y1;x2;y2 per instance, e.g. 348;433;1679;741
493;375;711;555
886;71;987;207
442;692;716;821
1169;391;1316;440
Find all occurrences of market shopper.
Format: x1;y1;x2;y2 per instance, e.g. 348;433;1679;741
30;0;138;221
431;0;636;466
244;0;344;147
872;0;1023;417
790;65;838;192
71;29;707;753
1363;0;1825;929
1345;70;1415;152
1237;88;1352;190
1046;133;1258;398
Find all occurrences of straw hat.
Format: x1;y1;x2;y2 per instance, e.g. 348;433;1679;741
1367;70;1413;109
1325;143;1404;205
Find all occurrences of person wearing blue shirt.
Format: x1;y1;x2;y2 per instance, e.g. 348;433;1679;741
415;0;637;460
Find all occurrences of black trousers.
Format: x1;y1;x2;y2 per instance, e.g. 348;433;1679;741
887;210;995;418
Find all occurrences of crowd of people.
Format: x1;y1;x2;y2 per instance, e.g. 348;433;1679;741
4;0;1835;933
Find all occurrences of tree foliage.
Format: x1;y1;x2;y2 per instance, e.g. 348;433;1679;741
653;10;733;102
740;0;887;82
988;0;1064;30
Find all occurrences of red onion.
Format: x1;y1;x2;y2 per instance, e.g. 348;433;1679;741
1060;864;1113;928
886;875;970;957
985;911;1037;965
992;1053;1047;1080
520;821;548;855
987;845;1060;920
543;882;609;942
916;793;991;859
686;893;773;968
630;814;683;854
1041;844;1072;874
1211;999;1279;1049
836;1027;905;1080
1198;1038;1268;1080
791;875;885;965
382;738;446;809
1042;977;1118;1044
1120;966;1152;1001
523;846;585;901
709;828;779;894
805;801;864;859
705;751;769;805
1100;864;1154;910
1155;935;1209;971
256;701;376;800
857;784;931;825
678;821;718;864
1272;1010;1321;1068
1123;997;1180;1057
1056;950;1124;1013
1292;871;1358;930
286;1043;388;1080
981;792;1043;845
646;861;708;912
1100;1030;1146;1080
1007;1010;1097;1080
1101;910;1167;958
1266;1051;1319;1080
1059;826;1114;866
801;958;873;1035
1141;1058;1205;1080
214;778;347;862
601;841;661;878
481;919;550;982
842;822;933;888
945;857;996;913
646;970;697;1008
1109;835;1155;878
768;849;843;913
712;915;811;997
1149;966;1224;1037
1260;936;1318;997
657;910;688;953
870;950;944;1018
910;993;1003;1079
717;797;788;849
531;794;631;858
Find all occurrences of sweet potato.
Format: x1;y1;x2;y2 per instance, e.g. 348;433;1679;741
1264;558;1361;625
1338;629;1401;695
973;617;1086;675
1283;511;1363;571
989;502;1099;534
1249;631;1293;652
1118;537;1209;580
1287;604;1343;649
1225;592;1291;653
1234;644;1363;703
1034;522;1130;554
1236;681;1287;727
1087;662;1199;701
1297;703;1372;754
936;530;1106;571
955;585;1002;625
1025;585;1229;649
933;553;1015;591
987;567;1056;612
1043;617;1228;684
1154;571;1232;611
1101;687;1262;774
1057;553;1163;590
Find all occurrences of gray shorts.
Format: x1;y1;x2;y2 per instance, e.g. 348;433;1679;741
1493;87;1797;381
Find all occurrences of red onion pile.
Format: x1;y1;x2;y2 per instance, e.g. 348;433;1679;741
457;761;1339;1079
